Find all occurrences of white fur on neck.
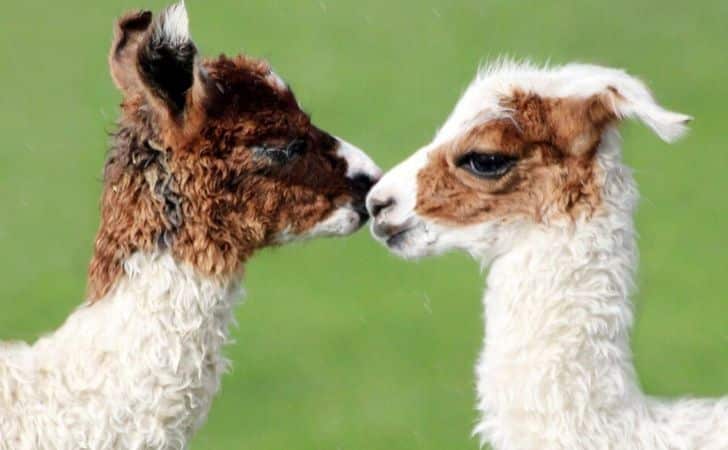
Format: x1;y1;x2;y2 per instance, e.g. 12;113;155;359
474;131;728;450
0;252;242;450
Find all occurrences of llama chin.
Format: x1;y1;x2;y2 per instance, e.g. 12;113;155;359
368;60;728;450
0;2;380;449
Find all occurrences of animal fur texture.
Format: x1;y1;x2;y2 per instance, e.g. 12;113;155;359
1;254;239;449
367;60;728;450
0;2;380;449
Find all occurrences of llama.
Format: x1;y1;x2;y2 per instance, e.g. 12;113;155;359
367;61;728;450
0;3;380;449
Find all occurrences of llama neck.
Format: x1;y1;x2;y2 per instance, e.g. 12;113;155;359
52;252;243;382
38;252;243;444
104;251;242;372
474;138;649;446
88;123;177;302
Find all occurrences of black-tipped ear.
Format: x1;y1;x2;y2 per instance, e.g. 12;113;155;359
137;1;198;114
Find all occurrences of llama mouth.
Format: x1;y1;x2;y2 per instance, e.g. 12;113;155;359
371;218;417;248
385;228;411;248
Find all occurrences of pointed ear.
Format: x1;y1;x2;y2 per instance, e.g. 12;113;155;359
109;10;153;94
137;1;199;115
138;2;198;114
595;71;692;143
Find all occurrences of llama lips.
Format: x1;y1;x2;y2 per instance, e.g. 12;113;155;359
371;220;412;247
385;228;410;248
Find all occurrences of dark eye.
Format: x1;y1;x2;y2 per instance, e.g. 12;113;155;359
457;152;517;179
254;139;307;164
285;139;307;158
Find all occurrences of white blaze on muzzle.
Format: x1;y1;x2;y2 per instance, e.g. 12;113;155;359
336;138;382;181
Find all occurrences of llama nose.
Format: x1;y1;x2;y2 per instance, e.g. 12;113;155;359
349;173;379;223
367;195;395;219
348;173;377;197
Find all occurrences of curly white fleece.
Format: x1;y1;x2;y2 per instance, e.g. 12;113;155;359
367;60;727;450
474;130;728;450
0;253;240;450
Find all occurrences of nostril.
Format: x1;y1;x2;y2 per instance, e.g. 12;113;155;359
369;197;395;218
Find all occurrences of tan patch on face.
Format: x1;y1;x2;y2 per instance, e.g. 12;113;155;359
416;91;615;226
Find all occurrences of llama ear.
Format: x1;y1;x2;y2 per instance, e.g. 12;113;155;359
109;10;153;94
597;73;692;143
137;1;199;115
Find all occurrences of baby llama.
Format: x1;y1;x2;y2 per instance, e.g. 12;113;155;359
0;3;380;449
367;61;727;450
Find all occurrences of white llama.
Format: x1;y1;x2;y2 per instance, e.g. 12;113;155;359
0;3;380;450
366;61;728;450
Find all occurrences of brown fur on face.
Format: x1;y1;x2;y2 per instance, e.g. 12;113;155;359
167;56;354;275
415;91;616;227
88;12;360;302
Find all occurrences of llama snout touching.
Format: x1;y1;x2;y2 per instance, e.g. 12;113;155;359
0;2;379;450
368;60;728;450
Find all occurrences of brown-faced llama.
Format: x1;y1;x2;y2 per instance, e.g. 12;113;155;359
368;60;728;450
0;3;380;449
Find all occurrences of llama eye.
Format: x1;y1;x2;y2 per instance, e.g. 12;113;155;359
458;152;517;179
285;139;307;158
253;139;307;164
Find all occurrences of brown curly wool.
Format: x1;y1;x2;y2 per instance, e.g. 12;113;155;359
88;12;360;302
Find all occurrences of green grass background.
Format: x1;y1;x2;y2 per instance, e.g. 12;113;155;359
0;0;726;448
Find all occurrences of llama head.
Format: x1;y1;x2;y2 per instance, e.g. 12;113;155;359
89;2;380;300
367;61;690;261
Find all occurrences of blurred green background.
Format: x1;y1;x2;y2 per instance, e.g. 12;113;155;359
0;0;726;448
